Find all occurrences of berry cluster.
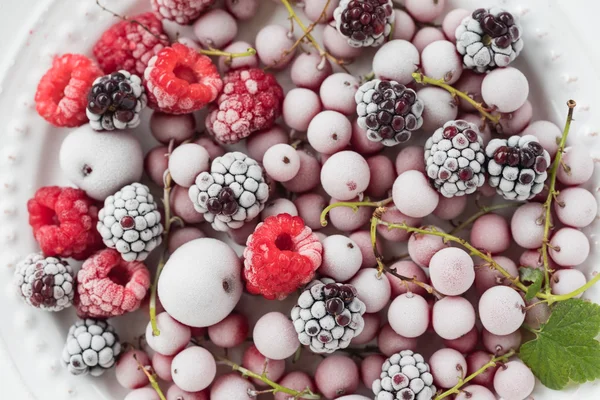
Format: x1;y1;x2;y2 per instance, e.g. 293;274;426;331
334;0;395;48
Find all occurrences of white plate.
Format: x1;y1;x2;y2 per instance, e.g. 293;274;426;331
1;0;600;399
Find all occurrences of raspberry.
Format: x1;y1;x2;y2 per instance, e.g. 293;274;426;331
76;248;151;319
93;12;169;76
206;68;284;144
27;187;104;260
243;213;323;300
34;54;104;127
144;43;223;114
151;0;216;25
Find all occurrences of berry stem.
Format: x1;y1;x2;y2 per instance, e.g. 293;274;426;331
216;356;321;399
449;202;524;235
540;100;577;293
384;264;444;299
544;272;600;304
412;72;500;124
133;354;167;400
95;0;169;44
199;47;257;64
434;350;515;400
320;197;393;227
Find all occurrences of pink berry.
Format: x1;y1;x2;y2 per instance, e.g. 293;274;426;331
443;326;479;354
323;24;363;60
242;345;286;386
455;385;495;400
283;88;322;131
521;121;561;159
365;155;395;198
454;71;485;112
146;312;192;356
429;348;467;388
246;124;288;161
373;40;419;84
315;355;359;399
413;27;446;54
433;195;468;220
193;9;237;48
419;87;459;131
474;255;518;294
210;373;256;400
263;144;301;182
395;145;425;176
171;346;216;392
442;9;470;42
321;151;370;200
225;0;259;21
350;269;391;313
195;136;225;159
524;299;551;329
352;313;381;345
327;196;372;232
307;111;352;154
125;388;160;400
255;24;296;69
218;41;259;72
551;269;587;298
479;286;525;335
320;73;361;116
432;296;476;340
166;385;208;400
291;51;332;91
294;193;326;230
470;214;511;254
467;351;498;387
261;198;298;220
351;118;384;155
377;323;418;356
408;226;449;268
558;146;594;185
377;207;422;242
493;361;535;400
361;354;386;388
429;247;475;295
482;328;522;355
555;187;597;228
171;185;204;224
392;9;416;41
153;353;174;382
387;260;428;297
392;170;440;218
208;312;249;348
150;112;195;144
510;202;546;249
253;312;300;360
495;100;533;135
350;230;382;269
168;227;206;254
274;372;316;400
404;0;446;22
304;0;340;22
481;67;529;113
320;235;363;282
388;292;430;338
549;227;590;267
116;350;150;389
145;146;169;186
282;150;321;193
168;144;210;188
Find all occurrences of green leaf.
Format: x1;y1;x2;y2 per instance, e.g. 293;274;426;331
520;299;600;390
519;267;544;301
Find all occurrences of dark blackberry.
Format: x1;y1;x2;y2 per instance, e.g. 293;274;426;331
334;0;395;48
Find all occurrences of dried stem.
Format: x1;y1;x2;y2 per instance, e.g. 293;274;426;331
450;202;523;235
320;197;393;227
540;100;577;292
95;0;169;44
412;72;500;124
134;354;167;400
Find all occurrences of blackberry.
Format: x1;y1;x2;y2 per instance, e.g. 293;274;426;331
373;350;436;400
86;70;147;131
61;318;121;377
14;253;75;312
189;152;270;232
97;183;163;262
485;135;550;200
424;120;486;198
455;7;523;73
291;279;366;354
334;0;395;48
355;79;424;147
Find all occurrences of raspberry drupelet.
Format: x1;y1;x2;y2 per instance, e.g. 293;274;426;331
243;213;323;300
35;54;104;127
206;68;284;144
27;186;104;260
151;0;216;25
93;12;169;75
144;43;223;114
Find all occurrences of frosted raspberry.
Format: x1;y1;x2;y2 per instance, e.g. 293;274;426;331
151;0;215;25
244;213;323;300
76;249;151;318
144;43;223;114
27;187;104;260
35;54;104;127
93;12;169;75
206;68;284;144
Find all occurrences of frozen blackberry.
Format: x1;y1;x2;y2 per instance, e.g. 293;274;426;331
291;278;366;354
97;182;163;262
485;135;550;201
424;120;486;198
86;70;147;131
61;318;121;377
373;350;436;400
334;0;395;48
455;7;523;73
355;79;424;147
189;152;270;232
14;253;75;312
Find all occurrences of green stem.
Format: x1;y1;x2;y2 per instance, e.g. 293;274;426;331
134;354;167;400
450;203;523;235
320;197;392;227
412;72;500;124
199;47;257;62
544;272;600;304
435;350;515;400
540;100;577;292
217;356;321;399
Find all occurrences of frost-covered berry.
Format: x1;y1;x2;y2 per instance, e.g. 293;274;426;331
334;0;395;48
254;312;300;360
493;361;535;400
255;24;296;69
421;40;463;84
549;228;590;267
263;144;301;182
392;171;440;218
283;88;322;131
432;296;476;340
555;187;597;228
171;346;216;393
372;350;436;400
308;111;352;154
321;151;370;200
373;40;419;84
481;67;529;113
429;247;475;296
558;146;594;186
320;73;360;115
429;348;467;389
388;293;429;338
478;286;525;335
320;235;363;281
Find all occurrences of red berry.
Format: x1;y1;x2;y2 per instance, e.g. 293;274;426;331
493;146;509;165
27;187;104;260
443;126;458;139
34;54;103;127
458;167;474;181
93;12;169;75
144;43;223;114
150;0;216;25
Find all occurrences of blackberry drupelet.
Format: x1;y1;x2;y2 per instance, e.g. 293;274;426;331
334;0;395;48
373;350;437;400
355;79;424;147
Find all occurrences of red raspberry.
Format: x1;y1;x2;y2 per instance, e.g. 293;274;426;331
34;54;103;127
93;12;169;75
144;43;223;114
243;213;323;300
151;0;216;25
27;187;104;260
206;68;284;144
76;248;151;318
